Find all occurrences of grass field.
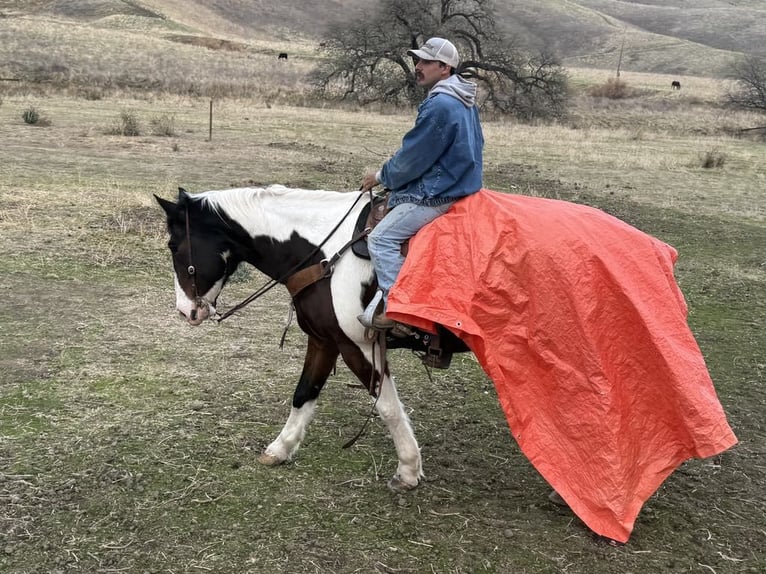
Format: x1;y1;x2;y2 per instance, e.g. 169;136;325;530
1;74;764;574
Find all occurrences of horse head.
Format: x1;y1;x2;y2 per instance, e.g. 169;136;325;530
155;187;241;325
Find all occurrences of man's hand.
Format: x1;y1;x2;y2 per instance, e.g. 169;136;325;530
361;171;379;192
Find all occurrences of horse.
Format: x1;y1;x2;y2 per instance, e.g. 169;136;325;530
671;80;681;90
278;52;288;61
155;185;468;492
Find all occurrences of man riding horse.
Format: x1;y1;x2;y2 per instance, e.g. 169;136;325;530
359;37;484;330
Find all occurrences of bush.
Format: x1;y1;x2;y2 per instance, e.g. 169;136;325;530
22;106;40;124
150;113;176;137
21;105;51;126
590;78;630;99
108;111;141;136
700;149;726;169
80;88;103;101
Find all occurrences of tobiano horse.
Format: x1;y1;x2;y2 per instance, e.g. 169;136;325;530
155;185;468;492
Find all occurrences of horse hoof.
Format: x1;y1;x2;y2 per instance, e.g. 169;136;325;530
257;452;285;466
388;475;418;493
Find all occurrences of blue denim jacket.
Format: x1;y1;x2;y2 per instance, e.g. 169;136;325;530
380;81;484;208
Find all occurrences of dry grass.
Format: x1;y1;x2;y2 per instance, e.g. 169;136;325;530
1;90;762;224
0;14;318;100
568;67;734;102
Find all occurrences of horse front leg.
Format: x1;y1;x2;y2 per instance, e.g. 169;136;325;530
377;372;424;492
259;336;338;466
339;340;423;492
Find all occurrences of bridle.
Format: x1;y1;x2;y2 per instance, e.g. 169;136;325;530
186;206;218;319
182;190;389;443
182;191;370;323
184;207;202;312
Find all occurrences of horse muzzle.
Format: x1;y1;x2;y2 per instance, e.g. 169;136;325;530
180;300;216;326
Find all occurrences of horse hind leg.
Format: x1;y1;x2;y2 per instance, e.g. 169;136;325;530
339;340;423;492
259;337;338;465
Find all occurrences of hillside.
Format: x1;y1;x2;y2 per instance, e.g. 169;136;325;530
1;0;764;78
491;0;766;76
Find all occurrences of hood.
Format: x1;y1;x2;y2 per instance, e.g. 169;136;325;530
429;74;477;107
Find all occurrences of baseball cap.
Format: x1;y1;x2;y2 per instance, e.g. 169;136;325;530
407;37;459;68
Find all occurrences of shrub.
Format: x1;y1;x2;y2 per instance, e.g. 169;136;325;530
108;111;141;136
700;149;726;169
150;113;176;137
81;88;103;101
22;106;40;124
21;106;51;126
590;78;629;99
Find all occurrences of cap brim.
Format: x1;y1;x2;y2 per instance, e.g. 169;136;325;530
407;49;435;61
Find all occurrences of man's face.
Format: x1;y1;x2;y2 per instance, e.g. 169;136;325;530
414;58;450;89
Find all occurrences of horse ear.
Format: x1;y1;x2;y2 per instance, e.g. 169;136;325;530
154;194;177;216
176;187;193;209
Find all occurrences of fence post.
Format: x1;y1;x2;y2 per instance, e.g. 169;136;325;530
208;99;213;141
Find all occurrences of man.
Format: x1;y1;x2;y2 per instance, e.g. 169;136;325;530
360;37;484;329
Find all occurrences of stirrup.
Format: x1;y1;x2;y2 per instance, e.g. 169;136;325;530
422;330;451;369
391;322;415;338
358;289;384;328
422;346;452;369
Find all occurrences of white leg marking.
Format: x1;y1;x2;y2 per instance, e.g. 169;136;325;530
262;401;317;462
376;375;423;490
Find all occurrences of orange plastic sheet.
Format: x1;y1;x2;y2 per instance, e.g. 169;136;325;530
386;189;737;542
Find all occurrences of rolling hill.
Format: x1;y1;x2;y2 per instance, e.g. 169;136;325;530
1;0;764;78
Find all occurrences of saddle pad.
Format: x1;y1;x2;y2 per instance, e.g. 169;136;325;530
386;189;737;543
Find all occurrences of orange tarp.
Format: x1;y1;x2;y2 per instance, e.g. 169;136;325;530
386;189;737;542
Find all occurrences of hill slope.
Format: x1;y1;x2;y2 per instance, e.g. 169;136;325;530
1;0;763;77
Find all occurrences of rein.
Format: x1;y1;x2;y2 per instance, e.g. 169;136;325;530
216;190;369;322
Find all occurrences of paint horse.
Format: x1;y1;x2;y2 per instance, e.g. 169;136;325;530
155;185;468;492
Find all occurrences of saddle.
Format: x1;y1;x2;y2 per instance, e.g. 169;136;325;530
285;193;452;369
351;195;409;259
352;195;449;369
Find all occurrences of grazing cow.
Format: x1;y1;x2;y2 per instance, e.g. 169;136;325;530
278;52;288;61
671;80;681;90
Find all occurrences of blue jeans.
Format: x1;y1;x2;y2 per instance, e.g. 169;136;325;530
368;201;454;307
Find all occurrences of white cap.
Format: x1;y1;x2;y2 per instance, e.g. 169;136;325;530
407;37;459;68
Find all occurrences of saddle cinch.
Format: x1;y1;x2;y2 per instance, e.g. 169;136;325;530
353;195;454;370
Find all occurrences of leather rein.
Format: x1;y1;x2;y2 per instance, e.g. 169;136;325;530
186;190;371;321
184;190;389;443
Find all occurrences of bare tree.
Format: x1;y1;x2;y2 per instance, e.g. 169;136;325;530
312;0;569;120
726;56;766;113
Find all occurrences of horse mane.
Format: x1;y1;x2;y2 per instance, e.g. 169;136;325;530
192;185;361;242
